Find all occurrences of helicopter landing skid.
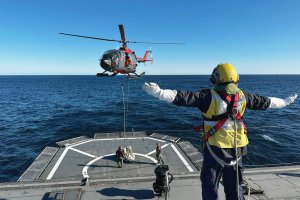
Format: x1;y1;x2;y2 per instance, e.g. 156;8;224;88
96;72;118;77
126;72;145;79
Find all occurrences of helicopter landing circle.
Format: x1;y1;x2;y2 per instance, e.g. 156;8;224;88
82;153;158;178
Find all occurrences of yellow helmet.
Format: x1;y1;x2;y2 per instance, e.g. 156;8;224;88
210;63;239;85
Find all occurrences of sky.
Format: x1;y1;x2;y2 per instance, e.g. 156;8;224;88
0;0;300;75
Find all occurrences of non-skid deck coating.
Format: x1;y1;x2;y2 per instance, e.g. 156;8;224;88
0;132;299;200
40;135;198;182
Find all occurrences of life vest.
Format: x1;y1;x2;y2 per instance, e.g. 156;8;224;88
202;89;248;148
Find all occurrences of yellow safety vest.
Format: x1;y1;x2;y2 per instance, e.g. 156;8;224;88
203;89;248;148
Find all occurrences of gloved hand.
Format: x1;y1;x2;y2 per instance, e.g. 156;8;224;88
143;82;161;97
268;94;297;109
142;82;177;103
285;94;297;105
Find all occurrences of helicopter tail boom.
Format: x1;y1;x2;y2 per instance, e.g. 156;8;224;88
137;50;153;64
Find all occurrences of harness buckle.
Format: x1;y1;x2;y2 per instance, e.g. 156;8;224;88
229;107;238;120
232;107;238;115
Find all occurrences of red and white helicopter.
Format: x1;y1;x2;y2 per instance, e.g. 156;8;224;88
60;24;183;78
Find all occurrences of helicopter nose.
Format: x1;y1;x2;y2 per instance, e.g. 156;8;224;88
103;59;111;66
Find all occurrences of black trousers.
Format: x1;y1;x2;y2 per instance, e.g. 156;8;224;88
200;145;245;200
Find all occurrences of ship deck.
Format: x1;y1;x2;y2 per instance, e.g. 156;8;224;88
0;132;299;199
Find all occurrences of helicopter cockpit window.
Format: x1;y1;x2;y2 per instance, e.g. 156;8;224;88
102;50;115;59
101;50;121;67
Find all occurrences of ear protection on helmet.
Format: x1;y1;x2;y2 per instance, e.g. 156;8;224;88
209;68;219;85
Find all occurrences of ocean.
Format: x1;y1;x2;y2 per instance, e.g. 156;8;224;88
0;75;299;182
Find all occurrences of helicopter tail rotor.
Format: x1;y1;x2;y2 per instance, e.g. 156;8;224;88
149;46;154;64
150;52;154;64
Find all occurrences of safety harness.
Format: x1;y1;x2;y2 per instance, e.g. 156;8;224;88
193;91;248;167
201;91;247;142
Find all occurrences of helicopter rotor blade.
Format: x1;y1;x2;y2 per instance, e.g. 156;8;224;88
128;41;185;45
59;33;122;43
118;24;126;44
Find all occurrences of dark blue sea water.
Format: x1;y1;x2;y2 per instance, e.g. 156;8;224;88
0;75;300;182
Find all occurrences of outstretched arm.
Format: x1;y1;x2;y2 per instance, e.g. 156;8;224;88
268;94;297;108
143;82;211;112
143;82;177;103
243;91;297;110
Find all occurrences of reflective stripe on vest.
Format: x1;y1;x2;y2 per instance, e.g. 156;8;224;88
203;89;248;148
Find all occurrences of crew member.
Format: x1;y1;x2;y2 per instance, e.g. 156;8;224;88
143;63;297;200
156;143;164;164
116;146;124;168
125;54;132;67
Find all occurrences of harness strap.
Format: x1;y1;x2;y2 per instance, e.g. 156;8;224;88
202;118;227;141
194;91;248;141
202;91;238;121
202;92;245;142
206;142;241;167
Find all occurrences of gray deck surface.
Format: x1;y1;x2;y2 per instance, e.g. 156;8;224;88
39;136;198;182
1;170;299;199
1;133;299;199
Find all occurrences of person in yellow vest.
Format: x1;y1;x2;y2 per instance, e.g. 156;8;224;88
143;63;297;200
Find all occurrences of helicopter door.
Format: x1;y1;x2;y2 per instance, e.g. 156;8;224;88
122;52;137;72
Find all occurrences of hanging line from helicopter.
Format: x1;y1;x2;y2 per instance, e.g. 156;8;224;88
120;79;139;160
119;77;132;143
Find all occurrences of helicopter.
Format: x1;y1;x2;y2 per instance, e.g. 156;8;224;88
60;24;184;78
